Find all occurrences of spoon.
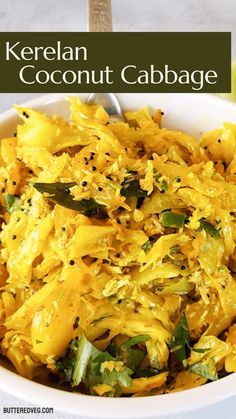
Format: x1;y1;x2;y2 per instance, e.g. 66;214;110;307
87;0;122;121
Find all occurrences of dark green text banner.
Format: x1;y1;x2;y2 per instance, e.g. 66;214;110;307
0;32;231;93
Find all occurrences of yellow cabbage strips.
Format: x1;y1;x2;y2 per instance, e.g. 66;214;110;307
0;97;236;397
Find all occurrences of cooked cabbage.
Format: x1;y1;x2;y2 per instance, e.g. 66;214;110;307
0;97;236;396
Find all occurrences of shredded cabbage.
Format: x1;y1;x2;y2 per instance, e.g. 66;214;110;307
0;97;236;396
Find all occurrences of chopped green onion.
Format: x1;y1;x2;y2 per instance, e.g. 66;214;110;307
121;180;147;198
34;182;103;216
72;334;99;387
200;220;220;238
161;211;186;228
121;335;150;351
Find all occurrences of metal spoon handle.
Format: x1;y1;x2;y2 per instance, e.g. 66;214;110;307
88;0;113;32
87;0;121;120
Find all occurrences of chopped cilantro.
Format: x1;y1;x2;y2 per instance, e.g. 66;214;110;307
169;313;190;367
189;358;218;381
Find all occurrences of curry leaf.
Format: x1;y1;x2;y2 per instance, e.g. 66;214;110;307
34;182;103;215
121;180;148;198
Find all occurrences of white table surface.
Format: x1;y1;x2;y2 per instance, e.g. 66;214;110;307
0;0;236;418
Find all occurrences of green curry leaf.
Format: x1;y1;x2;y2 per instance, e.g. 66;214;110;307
121;180;148;198
34;182;103;216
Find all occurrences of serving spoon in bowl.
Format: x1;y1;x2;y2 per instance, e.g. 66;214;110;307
87;0;122;121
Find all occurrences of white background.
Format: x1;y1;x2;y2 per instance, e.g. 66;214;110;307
0;0;236;418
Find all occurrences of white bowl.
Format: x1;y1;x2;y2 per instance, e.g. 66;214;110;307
1;93;236;418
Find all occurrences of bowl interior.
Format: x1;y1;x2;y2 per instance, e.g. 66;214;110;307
1;93;236;139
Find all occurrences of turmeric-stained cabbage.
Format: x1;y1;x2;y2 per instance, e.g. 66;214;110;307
0;97;235;396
